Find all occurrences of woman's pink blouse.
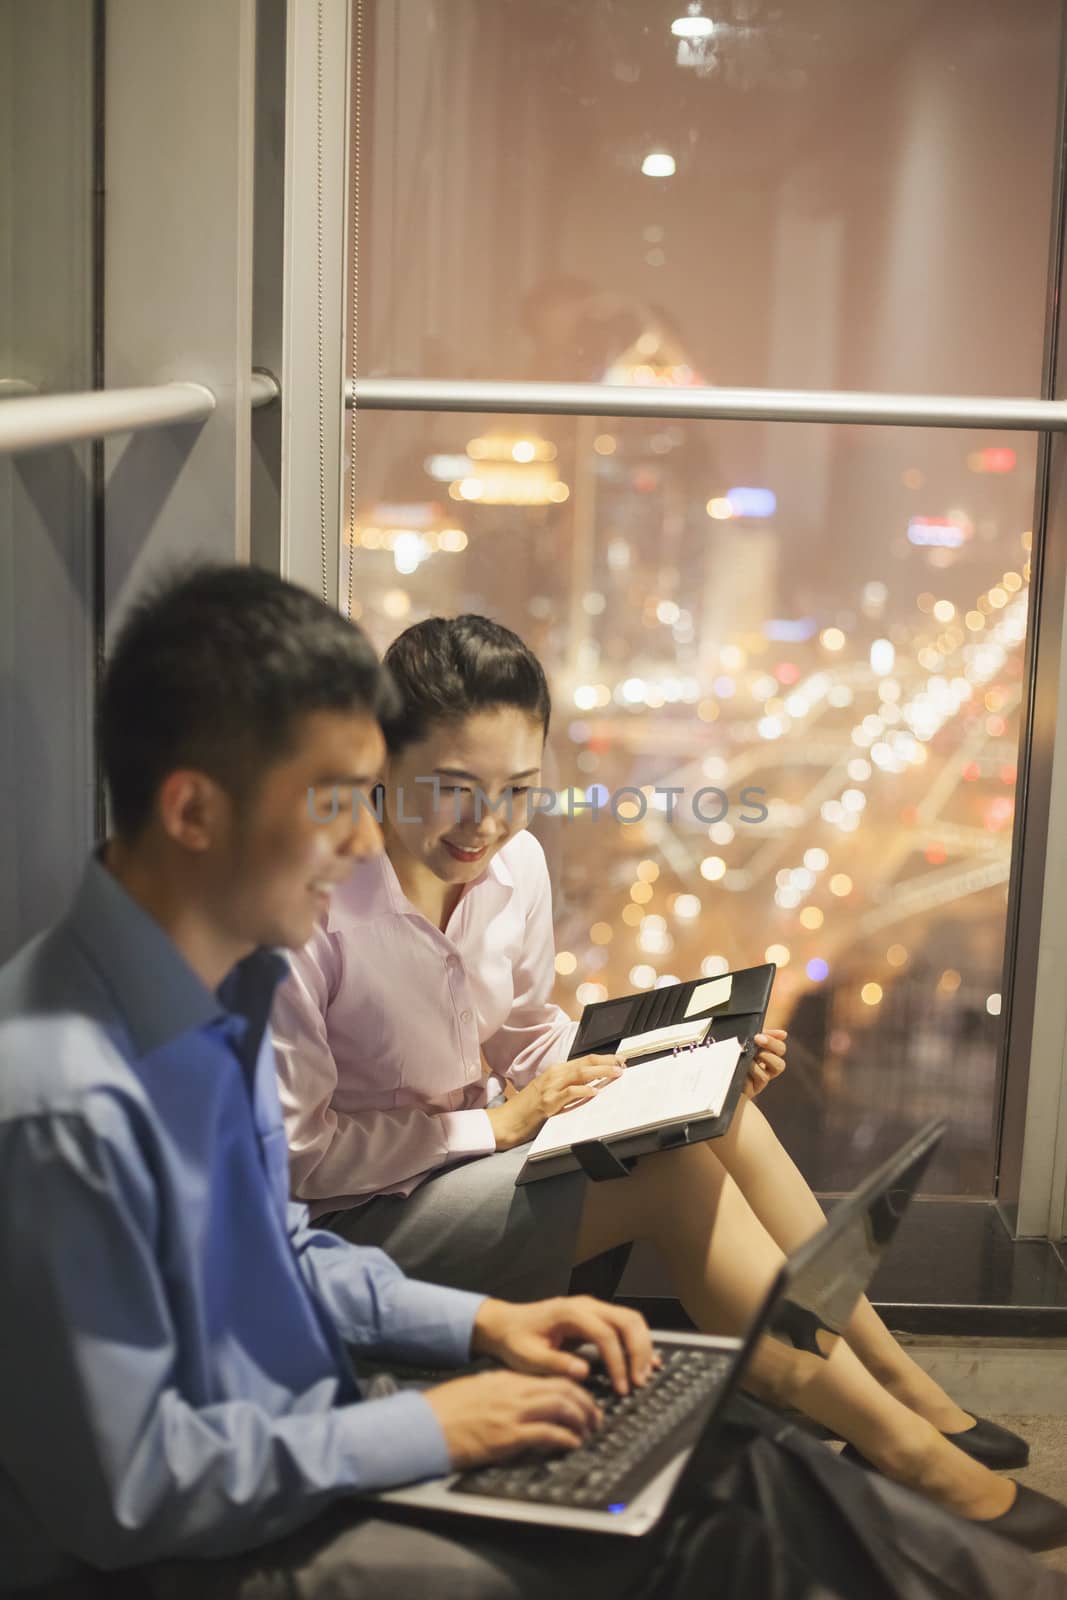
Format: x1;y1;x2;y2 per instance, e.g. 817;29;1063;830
272;830;578;1215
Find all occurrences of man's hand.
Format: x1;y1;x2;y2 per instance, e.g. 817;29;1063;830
424;1370;601;1470
486;1054;623;1150
471;1295;658;1395
742;1028;787;1100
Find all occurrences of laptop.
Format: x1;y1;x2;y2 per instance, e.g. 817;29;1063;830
373;1118;945;1537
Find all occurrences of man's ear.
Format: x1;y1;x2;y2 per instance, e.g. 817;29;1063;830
156;769;232;852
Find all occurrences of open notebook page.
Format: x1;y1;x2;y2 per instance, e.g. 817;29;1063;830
527;1036;742;1162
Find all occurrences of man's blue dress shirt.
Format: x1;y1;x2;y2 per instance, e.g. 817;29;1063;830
0;858;486;1589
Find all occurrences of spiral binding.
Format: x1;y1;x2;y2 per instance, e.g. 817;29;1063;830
670;1033;753;1058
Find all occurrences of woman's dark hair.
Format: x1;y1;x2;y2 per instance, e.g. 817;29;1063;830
381;614;551;754
99;562;399;838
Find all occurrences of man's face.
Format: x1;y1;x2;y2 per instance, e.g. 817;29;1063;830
216;709;385;951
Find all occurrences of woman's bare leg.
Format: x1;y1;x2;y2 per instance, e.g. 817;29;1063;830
709;1099;973;1432
574;1142;1012;1521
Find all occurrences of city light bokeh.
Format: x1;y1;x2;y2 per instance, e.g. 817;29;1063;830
346;0;1061;1191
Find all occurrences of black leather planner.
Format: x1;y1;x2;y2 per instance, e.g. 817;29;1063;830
515;963;776;1186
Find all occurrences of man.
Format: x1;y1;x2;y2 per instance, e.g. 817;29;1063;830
0;565;1062;1600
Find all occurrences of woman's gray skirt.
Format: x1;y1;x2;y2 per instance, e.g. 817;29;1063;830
320;1143;590;1301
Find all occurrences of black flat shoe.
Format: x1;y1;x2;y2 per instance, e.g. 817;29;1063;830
943;1416;1030;1470
838;1416;1030;1474
978;1483;1067;1553
835;1453;1067;1553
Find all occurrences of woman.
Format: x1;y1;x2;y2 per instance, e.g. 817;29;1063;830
273;614;1033;1535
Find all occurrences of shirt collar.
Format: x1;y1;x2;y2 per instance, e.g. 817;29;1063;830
487;844;514;890
327;852;400;928
328;840;515;930
68;853;287;1058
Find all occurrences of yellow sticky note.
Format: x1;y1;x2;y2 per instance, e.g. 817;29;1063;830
684;975;733;1018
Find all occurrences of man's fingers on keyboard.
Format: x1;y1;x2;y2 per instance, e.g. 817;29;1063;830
525;1394;598;1439
531;1377;601;1429
511;1423;586;1457
553;1301;630;1393
587;1317;631;1394
539;1345;591;1381
608;1305;656;1385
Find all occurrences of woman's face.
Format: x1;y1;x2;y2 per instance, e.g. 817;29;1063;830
383;706;544;885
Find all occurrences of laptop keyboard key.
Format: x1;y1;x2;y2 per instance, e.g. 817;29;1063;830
452;1343;733;1511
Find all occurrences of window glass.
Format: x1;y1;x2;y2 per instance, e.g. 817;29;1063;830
347;0;1060;1191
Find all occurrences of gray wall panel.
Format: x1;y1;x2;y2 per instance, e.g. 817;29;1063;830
0;1;95;959
103;0;256;635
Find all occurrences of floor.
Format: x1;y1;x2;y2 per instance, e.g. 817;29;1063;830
614;1307;1067;1574
898;1338;1067;1576
825;1410;1067;1575
993;1415;1067;1576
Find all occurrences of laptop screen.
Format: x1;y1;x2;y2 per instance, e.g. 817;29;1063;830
665;1120;945;1519
769;1119;945;1359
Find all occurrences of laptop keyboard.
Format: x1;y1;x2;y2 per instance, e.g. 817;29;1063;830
451;1344;733;1511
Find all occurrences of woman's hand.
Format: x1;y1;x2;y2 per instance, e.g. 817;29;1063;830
742;1028;787;1099
486;1054;623;1151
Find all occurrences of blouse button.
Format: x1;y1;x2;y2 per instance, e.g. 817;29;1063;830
461;1008;474;1023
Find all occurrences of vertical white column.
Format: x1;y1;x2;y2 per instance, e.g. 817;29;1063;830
279;0;351;604
1013;446;1067;1239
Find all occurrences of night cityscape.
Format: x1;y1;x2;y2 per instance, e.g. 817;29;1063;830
345;0;1058;1192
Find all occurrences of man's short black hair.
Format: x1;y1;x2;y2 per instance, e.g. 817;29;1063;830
99;563;398;839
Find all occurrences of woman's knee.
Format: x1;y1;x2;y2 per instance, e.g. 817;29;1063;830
715;1096;781;1169
642;1140;728;1198
625;1145;730;1245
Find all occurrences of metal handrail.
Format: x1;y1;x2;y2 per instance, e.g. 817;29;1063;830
0;381;216;455
0;370;279;454
347;376;1067;432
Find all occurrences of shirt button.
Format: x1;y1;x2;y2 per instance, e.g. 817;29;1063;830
447;954;461;970
461;1008;474;1023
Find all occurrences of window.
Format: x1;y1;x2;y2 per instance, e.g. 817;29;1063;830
346;0;1061;1192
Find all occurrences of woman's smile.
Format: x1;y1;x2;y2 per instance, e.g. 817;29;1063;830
441;838;491;864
